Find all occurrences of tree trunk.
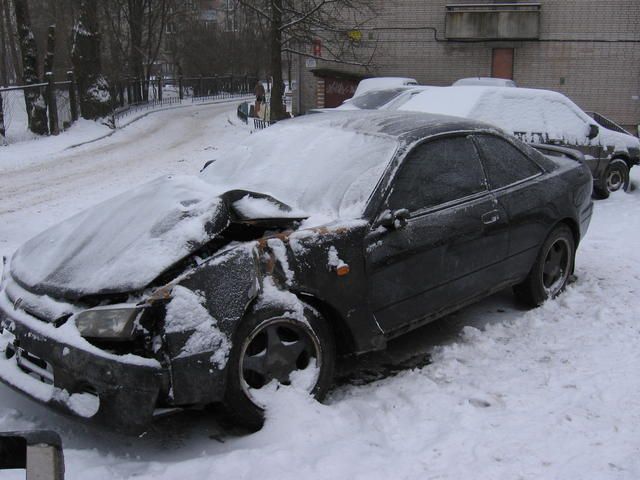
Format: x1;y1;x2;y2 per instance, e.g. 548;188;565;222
2;0;21;83
0;1;8;85
0;91;6;144
71;0;111;119
13;0;48;135
44;26;58;134
128;0;144;101
43;24;55;74
269;0;285;121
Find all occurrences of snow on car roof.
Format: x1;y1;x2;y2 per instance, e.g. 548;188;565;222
275;110;492;139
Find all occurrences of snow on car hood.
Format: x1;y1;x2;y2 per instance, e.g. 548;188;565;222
10;175;231;299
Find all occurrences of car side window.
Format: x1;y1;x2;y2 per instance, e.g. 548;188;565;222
387;136;487;212
474;135;542;189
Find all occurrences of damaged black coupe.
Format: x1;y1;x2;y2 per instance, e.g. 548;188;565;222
0;112;593;432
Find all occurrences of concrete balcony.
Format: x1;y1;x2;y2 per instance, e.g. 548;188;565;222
445;3;541;40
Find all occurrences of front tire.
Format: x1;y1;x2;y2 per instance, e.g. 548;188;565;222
514;224;575;308
223;303;335;430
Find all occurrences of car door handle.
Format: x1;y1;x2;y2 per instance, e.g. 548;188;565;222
481;210;500;225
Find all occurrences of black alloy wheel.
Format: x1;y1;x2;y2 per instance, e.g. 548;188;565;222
240;318;322;407
541;237;571;298
514;224;575;307
224;305;335;430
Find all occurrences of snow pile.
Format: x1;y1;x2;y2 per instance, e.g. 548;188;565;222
267;238;294;285
201;123;398;218
10;175;227;297
257;277;306;323
165;286;230;369
0;90;35;144
233;194;305;219
327;246;347;271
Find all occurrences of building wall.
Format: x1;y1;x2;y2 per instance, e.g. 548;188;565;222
294;0;640;131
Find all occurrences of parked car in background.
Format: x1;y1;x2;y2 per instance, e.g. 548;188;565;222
0;111;592;433
399;86;640;198
352;77;418;98
328;86;431;112
453;77;517;88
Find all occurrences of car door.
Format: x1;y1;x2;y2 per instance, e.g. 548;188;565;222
472;134;551;282
365;134;509;336
541;99;605;178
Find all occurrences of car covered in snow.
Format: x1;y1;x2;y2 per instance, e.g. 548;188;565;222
398;86;640;198
352;77;418;98
0;111;593;432
310;86;430;113
452;77;517;88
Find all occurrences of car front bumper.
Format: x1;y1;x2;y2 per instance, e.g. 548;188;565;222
0;293;167;434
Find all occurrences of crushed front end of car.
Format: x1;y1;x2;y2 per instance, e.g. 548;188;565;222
0;242;264;433
0;182;305;433
0;276;167;432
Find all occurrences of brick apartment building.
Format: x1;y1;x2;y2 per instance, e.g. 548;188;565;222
292;0;640;132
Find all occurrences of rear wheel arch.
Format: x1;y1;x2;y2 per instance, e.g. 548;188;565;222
610;153;632;170
556;217;580;249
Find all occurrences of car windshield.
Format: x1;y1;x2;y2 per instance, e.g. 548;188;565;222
347;88;409;109
200;123;398;218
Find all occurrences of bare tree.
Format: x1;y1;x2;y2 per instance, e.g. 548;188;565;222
72;0;112;119
13;0;48;134
237;0;376;120
1;0;22;84
0;1;7;85
100;0;176;99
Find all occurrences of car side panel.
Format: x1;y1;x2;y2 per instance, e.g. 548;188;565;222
273;224;382;353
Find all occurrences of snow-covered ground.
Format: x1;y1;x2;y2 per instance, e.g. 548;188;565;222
1;103;640;479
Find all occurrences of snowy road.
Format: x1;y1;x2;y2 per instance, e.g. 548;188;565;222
1;105;640;479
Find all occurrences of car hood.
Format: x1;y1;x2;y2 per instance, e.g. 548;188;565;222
9;175;302;300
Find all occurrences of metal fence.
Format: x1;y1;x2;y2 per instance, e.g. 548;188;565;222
1;73;255;144
108;75;256;126
0;74;78;144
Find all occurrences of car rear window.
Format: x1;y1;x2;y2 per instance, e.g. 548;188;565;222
474;135;542;189
349;88;408;109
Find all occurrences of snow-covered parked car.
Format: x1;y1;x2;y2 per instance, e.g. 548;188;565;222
0;112;593;433
398;86;640;198
452;77;517;87
310;86;430;113
352;77;418;98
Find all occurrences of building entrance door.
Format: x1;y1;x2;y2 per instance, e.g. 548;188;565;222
492;48;514;79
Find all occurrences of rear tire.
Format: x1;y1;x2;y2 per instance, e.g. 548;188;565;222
223;303;335;430
514;224;575;308
594;158;630;199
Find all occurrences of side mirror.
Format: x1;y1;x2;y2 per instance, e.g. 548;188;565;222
587;124;599;140
376;208;410;230
0;431;64;480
